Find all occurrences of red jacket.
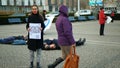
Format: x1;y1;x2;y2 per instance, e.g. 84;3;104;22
99;9;106;24
111;12;115;17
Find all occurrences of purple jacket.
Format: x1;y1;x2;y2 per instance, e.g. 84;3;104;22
55;5;75;46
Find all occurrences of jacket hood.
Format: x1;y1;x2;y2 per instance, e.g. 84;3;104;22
59;5;68;16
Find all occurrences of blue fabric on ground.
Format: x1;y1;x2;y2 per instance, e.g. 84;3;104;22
0;36;15;44
12;40;26;45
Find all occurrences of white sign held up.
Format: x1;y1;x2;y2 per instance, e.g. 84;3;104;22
29;23;41;39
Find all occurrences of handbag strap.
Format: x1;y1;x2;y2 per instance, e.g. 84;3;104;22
70;46;76;55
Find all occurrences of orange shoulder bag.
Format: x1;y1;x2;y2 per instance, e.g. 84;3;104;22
63;46;80;68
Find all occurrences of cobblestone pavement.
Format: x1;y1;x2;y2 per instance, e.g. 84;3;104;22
0;20;120;68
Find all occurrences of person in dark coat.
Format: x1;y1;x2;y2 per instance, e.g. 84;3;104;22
42;10;47;21
43;39;60;50
99;7;107;36
26;5;45;68
43;38;86;50
48;5;76;68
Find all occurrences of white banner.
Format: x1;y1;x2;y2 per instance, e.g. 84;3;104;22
106;16;112;24
44;16;55;32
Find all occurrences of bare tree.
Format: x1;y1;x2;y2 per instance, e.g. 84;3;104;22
81;0;89;9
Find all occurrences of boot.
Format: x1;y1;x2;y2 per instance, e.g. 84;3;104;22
29;62;33;68
48;57;64;68
37;62;41;68
76;38;82;46
81;38;86;45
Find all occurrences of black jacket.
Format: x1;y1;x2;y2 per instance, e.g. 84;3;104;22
42;39;61;50
26;13;45;51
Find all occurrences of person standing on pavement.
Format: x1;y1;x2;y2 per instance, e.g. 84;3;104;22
26;5;45;68
48;5;76;68
42;10;47;21
110;11;115;23
99;7;107;36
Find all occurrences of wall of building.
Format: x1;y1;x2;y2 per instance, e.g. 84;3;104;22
1;0;119;13
0;0;80;13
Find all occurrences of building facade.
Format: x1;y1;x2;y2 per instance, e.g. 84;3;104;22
0;0;78;13
0;0;119;13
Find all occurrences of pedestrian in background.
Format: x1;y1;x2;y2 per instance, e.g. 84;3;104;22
26;5;45;68
99;7;107;36
48;5;76;68
110;11;115;23
42;10;47;21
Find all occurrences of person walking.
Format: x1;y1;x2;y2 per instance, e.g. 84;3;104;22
26;5;45;68
99;7;107;36
48;5;76;68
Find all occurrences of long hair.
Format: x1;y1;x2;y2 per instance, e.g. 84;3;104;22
32;5;39;9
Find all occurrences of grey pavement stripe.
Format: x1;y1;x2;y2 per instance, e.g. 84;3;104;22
87;40;120;45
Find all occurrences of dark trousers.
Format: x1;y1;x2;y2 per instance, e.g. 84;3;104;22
111;16;114;22
100;24;105;35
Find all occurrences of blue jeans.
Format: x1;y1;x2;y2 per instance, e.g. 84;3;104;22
0;36;15;44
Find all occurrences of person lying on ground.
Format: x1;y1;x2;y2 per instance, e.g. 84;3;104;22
42;38;86;50
0;35;27;45
0;36;86;50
